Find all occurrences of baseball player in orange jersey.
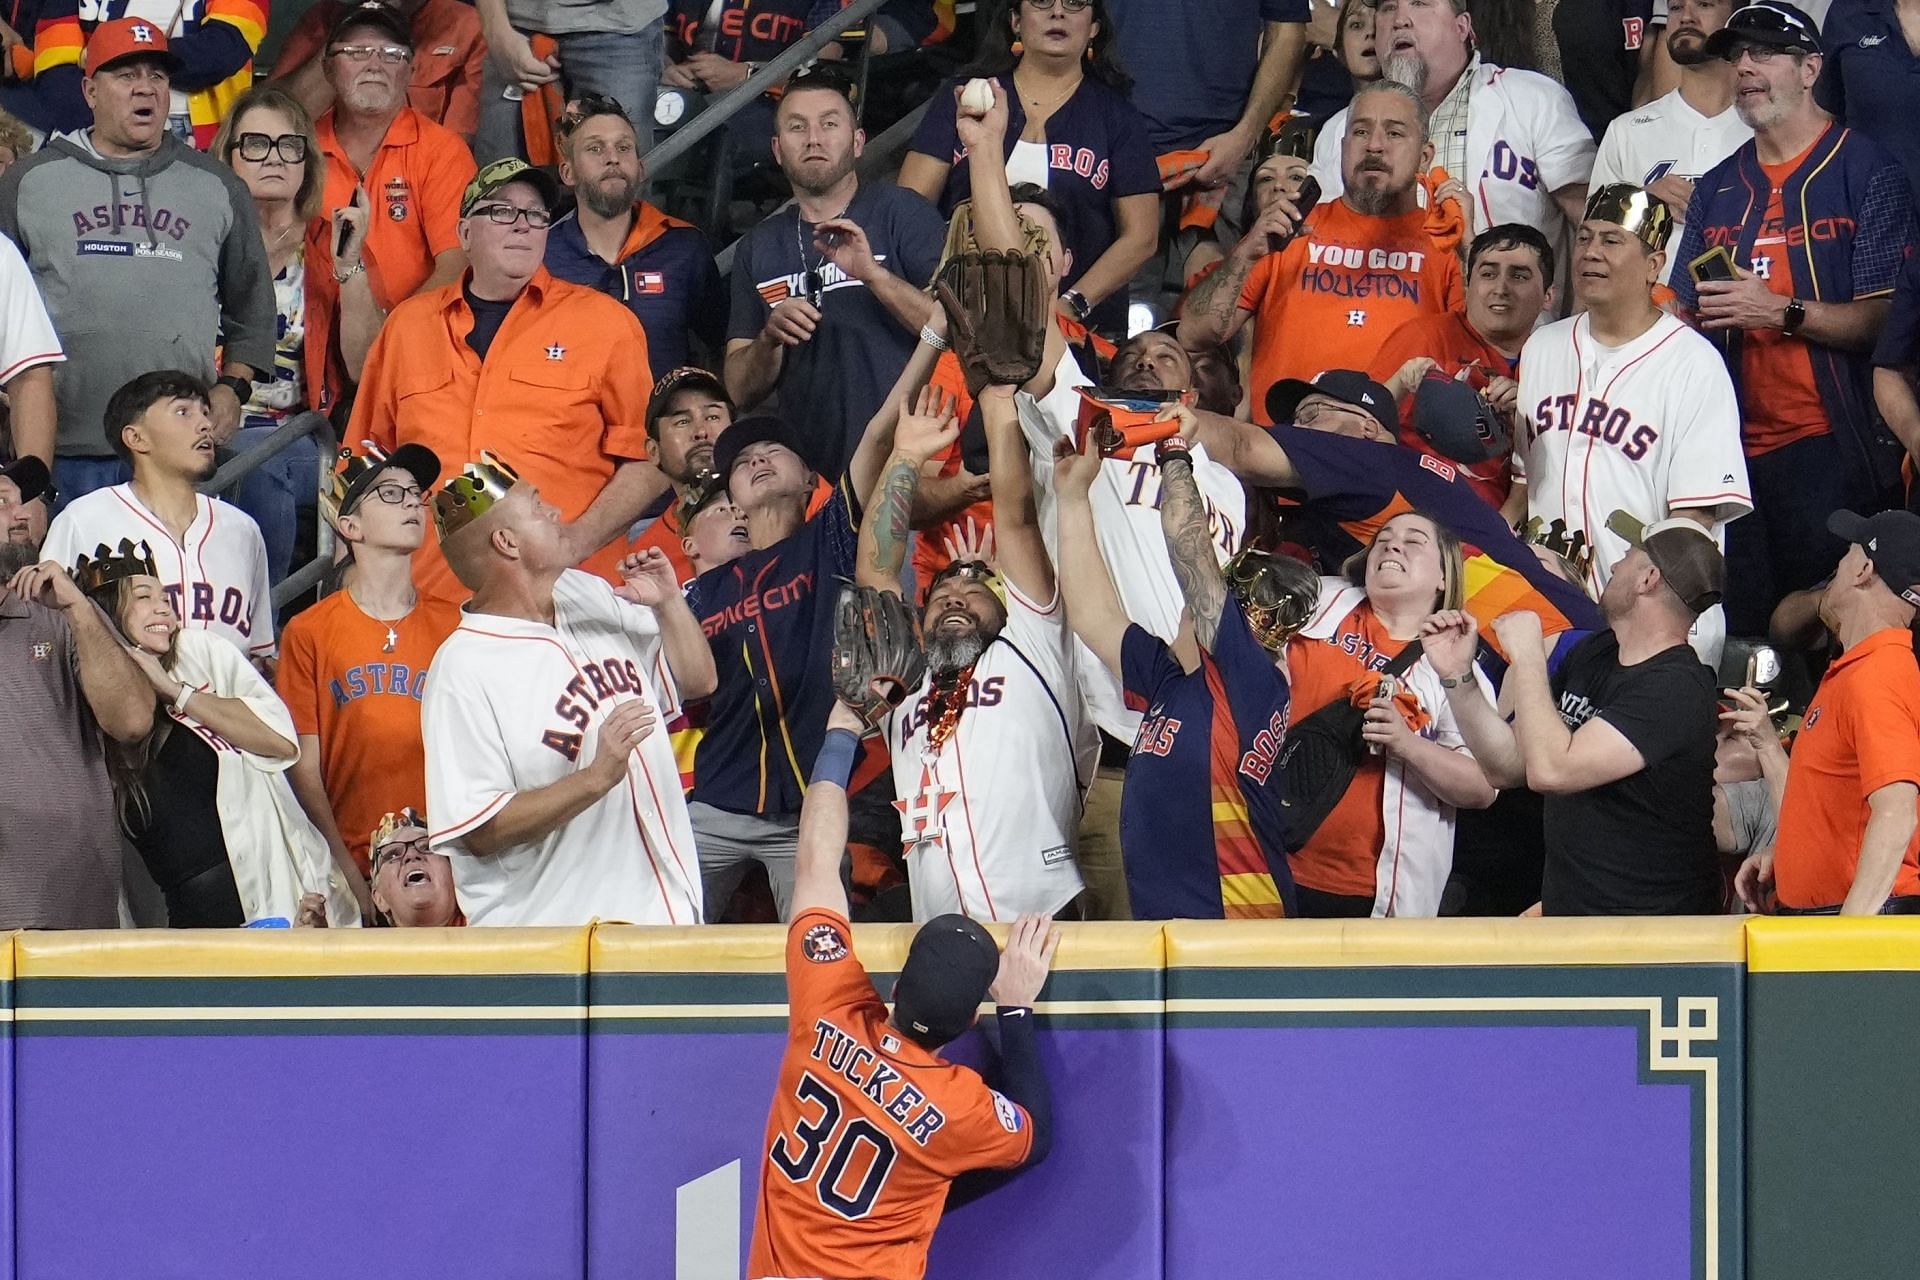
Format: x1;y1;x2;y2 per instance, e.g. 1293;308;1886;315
749;698;1058;1280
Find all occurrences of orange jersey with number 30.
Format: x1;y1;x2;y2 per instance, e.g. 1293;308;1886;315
748;908;1032;1280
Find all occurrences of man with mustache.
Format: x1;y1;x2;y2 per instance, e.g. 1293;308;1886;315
545;93;725;374
0;455;51;576
1670;0;1915;639
620;367;735;587
1590;0;1749;286
1180;80;1463;424
1307;0;1594;296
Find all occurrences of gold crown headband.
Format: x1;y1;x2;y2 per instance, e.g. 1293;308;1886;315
1583;183;1674;254
1519;516;1597;584
369;807;428;863
322;441;394;526
432;450;521;540
73;538;158;596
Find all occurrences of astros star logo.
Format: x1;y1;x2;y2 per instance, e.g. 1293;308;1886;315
892;764;957;850
1347;309;1367;326
545;343;566;360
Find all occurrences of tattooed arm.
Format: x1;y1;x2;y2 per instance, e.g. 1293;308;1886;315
856;387;961;593
1174;188;1304;350
1158;447;1228;650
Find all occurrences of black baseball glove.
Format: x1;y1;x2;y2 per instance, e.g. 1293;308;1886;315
933;249;1049;397
831;584;928;728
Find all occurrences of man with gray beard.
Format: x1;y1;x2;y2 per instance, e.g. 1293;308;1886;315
545;94;725;373
1308;0;1593;293
1180;80;1465;417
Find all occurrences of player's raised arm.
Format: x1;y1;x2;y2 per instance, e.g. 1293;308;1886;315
979;385;1052;603
855;387;960;593
615;548;717;701
847;323;947;510
1051;435;1130;677
1154;420;1230;650
792;700;864;921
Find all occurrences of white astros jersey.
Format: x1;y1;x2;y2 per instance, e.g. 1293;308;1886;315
883;581;1099;922
44;486;275;659
1518;312;1751;662
422;569;703;927
1019;347;1246;740
1589;89;1751;285
0;232;61;383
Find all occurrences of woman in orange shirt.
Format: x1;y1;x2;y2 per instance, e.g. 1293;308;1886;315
1285;510;1498;917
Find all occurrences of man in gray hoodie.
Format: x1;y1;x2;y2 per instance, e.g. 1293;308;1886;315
0;18;274;510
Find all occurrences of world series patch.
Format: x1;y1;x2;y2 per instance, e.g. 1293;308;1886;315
802;922;849;964
991;1090;1024;1133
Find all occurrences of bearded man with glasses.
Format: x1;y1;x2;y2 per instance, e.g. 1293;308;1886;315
276;444;457;914
303;1;476;419
350;158;674;606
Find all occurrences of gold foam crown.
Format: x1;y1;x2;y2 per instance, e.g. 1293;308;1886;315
72;538;158;597
369;806;428;864
1519;516;1597;584
322;441;392;526
1583;183;1674;254
432;450;521;540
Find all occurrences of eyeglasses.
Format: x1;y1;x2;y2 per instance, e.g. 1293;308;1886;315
1726;40;1797;62
556;91;629;138
232;132;307;164
370;836;431;875
1022;0;1095;11
328;43;411;64
367;481;423;507
468;203;553;228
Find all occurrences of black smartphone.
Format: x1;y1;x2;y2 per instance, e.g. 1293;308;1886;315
1689;245;1738;285
335;212;352;258
1271;175;1321;252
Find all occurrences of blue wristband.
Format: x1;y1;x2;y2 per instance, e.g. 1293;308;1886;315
810;727;861;788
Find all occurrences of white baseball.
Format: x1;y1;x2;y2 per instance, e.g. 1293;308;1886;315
959;78;995;117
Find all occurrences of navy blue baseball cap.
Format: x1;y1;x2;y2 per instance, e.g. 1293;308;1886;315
1266;368;1401;436
1704;3;1821;58
0;455;50;506
712;415;815;494
1829;509;1920;608
891;914;1000;1047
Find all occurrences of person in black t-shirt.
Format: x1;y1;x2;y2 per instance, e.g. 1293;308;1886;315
1425;514;1725;914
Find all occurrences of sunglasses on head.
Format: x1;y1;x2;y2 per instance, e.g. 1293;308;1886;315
556;91;629;138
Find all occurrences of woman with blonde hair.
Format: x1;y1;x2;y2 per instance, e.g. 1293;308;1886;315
85;539;359;928
1283;508;1497;917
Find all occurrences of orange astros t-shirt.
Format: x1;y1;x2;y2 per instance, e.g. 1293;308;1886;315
1738;140;1829;457
275;589;461;874
749;908;1032;1280
1773;628;1920;910
1282;602;1406;899
1240;200;1463;424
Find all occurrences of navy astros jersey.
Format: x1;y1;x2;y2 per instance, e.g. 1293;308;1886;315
685;478;861;817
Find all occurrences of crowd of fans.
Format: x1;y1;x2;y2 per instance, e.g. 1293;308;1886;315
3;0;1920;930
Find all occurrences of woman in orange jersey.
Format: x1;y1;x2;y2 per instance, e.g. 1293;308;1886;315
749;697;1057;1280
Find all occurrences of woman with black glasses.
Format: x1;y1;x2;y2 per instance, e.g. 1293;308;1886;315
211;86;344;586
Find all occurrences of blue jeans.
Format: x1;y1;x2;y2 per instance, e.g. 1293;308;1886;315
224;425;320;585
475;20;664;163
51;456;131;515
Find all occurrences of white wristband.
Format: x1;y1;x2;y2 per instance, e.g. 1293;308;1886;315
172;683;194;715
919;324;950;351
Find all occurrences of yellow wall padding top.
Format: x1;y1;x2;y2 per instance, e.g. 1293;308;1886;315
1745;917;1920;973
593;921;1168;974
1165;917;1748;968
12;927;592;979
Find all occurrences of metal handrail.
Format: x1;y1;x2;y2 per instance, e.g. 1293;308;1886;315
640;0;894;177
199;411;330;498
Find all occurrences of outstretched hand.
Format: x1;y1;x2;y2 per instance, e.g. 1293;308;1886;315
614;546;681;607
989;913;1059;1008
895;385;961;465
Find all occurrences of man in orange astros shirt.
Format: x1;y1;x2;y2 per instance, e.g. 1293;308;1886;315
350;158;669;604
1177;79;1462;425
274;0;486;141
301;2;475;418
1738;510;1920;916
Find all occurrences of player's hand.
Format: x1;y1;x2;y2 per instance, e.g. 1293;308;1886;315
615;546;680;608
588;699;657;790
764;298;822;347
487;23;560;90
1385;355;1438;400
814;218;881;285
939;516;996;569
294;892;330;928
332;184;371;270
1718;686;1784;757
8;559;87;612
1695;268;1789;332
1734;849;1775;914
1490;609;1545;660
953;81;1011;156
894;385;960;465
208;381;243;446
1236;195;1306;261
1645;174;1695;213
989;912;1060;1008
1418;609;1479;681
1051;432;1103;501
1485;374;1519;422
683;50;751;93
1361;690;1418;757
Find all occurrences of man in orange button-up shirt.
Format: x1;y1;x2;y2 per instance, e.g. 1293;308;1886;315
301;2;475;418
350;159;670;605
274;0;487;140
